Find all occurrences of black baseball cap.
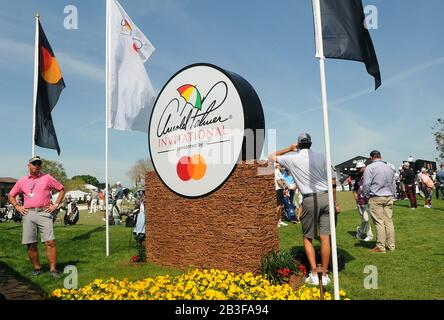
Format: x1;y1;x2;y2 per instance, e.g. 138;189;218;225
370;150;381;158
298;133;312;144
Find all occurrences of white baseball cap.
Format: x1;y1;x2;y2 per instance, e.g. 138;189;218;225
356;161;366;169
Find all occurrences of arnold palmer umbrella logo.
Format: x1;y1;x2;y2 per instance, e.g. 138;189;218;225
149;64;264;198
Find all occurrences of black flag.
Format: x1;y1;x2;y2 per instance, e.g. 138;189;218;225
35;21;65;155
313;0;381;89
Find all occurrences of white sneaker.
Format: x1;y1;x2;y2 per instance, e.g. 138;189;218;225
322;274;331;286
278;220;288;226
364;235;373;242
304;272;319;286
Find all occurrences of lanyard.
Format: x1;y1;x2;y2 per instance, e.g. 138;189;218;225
28;177;40;198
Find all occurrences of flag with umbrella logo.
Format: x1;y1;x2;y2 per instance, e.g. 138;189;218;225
108;0;156;132
35;21;65;155
177;84;203;110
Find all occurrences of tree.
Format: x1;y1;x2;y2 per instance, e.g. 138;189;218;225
432;118;444;161
71;175;100;187
41;159;68;184
65;178;87;192
127;158;154;187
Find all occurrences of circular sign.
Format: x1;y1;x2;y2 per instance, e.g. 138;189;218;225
149;64;264;198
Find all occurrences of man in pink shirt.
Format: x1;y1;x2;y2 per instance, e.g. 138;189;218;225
8;156;65;278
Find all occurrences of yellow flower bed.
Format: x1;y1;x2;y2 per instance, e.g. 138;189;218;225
52;269;348;300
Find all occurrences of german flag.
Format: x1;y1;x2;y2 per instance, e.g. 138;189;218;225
34;21;65;155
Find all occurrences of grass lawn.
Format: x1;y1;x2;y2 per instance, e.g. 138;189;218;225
0;191;443;300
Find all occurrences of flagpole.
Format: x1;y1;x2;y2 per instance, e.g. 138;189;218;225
313;0;340;300
32;13;40;157
105;0;110;256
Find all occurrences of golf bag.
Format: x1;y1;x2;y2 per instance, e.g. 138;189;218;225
282;194;296;222
125;206;139;227
1;204;22;222
54;198;80;225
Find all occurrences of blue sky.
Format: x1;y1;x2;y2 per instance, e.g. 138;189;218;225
0;0;443;186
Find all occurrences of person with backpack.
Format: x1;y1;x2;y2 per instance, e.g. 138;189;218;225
282;168;298;223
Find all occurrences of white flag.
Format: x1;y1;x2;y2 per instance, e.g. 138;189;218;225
107;0;156;132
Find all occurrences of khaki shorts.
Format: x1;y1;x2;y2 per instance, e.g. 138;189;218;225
301;193;330;239
22;208;55;245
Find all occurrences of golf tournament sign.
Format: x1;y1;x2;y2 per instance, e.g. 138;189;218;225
149;64;264;198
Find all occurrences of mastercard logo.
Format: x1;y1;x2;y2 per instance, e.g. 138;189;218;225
177;155;207;182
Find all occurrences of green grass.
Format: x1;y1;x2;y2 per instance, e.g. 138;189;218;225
279;192;444;300
0;192;443;299
0;211;182;295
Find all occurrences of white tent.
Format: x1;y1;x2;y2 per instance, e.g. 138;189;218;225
66;190;88;201
84;184;98;191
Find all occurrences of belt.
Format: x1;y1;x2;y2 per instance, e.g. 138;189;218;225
369;195;392;198
27;207;45;212
303;191;328;198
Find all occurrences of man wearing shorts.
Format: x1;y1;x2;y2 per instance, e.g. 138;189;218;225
269;133;340;286
8;156;65;277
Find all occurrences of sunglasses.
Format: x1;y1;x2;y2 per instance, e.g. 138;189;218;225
31;161;42;166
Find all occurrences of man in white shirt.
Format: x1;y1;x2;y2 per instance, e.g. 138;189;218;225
269;133;340;286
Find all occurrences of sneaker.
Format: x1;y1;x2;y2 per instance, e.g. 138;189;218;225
411;207;416;210
370;247;386;253
304;272;319;286
32;268;44;276
278;220;288;226
322;274;331;286
356;227;362;239
363;235;373;242
50;270;61;278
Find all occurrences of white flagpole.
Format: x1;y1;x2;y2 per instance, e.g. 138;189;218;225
313;0;340;300
32;13;40;157
105;0;110;256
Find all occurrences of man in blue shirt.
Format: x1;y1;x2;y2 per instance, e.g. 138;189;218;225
362;150;396;253
112;182;126;218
